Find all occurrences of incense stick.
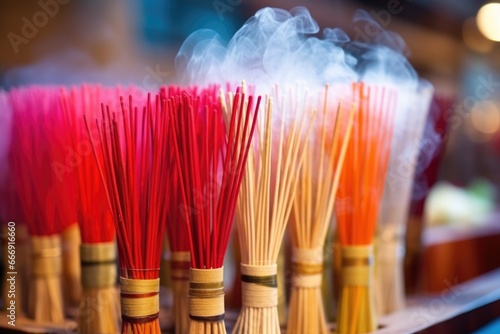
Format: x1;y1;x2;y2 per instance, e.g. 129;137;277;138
228;84;315;334
61;223;82;315
287;85;354;334
36;87;83;315
86;93;171;334
335;83;397;334
158;86;197;334
0;92;30;315
0;180;31;317
374;82;433;315
171;87;259;334
9;86;66;323
62;85;121;333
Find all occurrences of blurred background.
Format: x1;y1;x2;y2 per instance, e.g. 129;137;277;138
1;0;500;296
1;0;500;194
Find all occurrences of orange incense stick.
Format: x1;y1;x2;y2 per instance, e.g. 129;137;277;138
335;82;397;334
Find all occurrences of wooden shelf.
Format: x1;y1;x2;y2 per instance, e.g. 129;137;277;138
0;316;76;334
419;215;500;293
3;268;500;334
374;268;500;333
423;213;500;246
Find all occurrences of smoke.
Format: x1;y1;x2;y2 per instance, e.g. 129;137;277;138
175;6;445;209
411;94;453;201
175;6;418;94
379;79;435;229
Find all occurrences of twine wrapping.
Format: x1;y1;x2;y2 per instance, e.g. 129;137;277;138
189;267;225;322
341;245;374;287
120;277;159;323
337;244;377;334
377;232;405;262
375;233;406;314
29;235;64;323
171;251;190;290
291;248;323;288
81;242;117;289
241;264;278;308
288;247;329;334
2;224;29;315
31;235;62;277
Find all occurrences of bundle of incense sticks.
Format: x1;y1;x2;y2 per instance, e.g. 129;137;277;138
61;85;120;333
334;83;397;333
374;82;434;315
171;86;259;334
8;86;68;323
86;92;170;334
287;86;354;334
0;91;31;315
228;84;314;334
13;86;82;315
61;223;82;314
405;93;454;294
49;89;82;315
0;180;31;316
160;86;191;334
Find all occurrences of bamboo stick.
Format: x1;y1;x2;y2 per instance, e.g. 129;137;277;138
228;85;316;334
287;85;354;334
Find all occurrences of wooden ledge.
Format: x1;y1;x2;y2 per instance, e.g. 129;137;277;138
0;316;76;334
374;268;500;333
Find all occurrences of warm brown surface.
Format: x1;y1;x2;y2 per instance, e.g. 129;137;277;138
420;214;500;293
374;268;500;334
0;315;76;334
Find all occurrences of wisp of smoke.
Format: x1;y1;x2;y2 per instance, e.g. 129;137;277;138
175;7;418;93
175;5;442;205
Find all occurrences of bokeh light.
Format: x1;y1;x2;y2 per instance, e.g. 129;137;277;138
477;2;500;42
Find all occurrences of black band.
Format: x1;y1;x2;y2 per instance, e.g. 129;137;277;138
122;312;159;323
189;313;225;322
189;281;223;289
81;259;117;266
189;288;224;298
241;274;277;287
341;257;373;267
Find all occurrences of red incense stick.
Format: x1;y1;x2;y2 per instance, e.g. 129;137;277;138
9;86;68;323
170;87;259;334
86;93;171;334
61;85;120;333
